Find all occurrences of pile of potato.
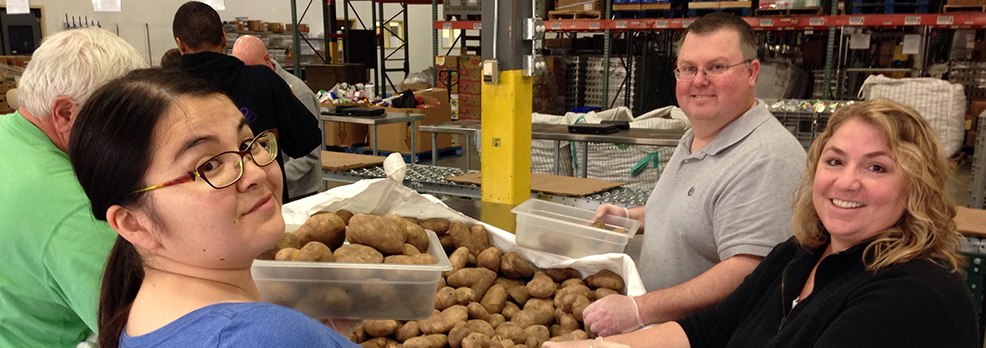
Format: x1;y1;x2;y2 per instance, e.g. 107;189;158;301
258;210;448;265
350;217;627;348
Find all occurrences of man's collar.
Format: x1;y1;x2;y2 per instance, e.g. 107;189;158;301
685;99;771;158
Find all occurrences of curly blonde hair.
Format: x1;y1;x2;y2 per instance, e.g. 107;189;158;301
791;99;964;272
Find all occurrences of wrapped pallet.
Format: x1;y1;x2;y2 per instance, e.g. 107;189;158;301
858;75;966;157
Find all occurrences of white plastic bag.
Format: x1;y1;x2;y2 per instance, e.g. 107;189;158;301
859;75;966;156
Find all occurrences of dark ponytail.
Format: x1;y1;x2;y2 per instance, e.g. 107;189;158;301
69;68;223;348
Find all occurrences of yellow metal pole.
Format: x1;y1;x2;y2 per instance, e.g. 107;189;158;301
480;70;532;205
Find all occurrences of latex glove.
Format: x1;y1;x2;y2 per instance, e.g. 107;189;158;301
318;318;364;338
594;204;630;221
582;294;645;337
542;337;631;348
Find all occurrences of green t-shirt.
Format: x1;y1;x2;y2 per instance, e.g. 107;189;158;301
0;112;116;347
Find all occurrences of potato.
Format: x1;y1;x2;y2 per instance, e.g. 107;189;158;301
297;241;335;262
556;313;579;334
480;284;507;314
548;330;588;342
404;334;449;348
351;325;367;343
456;287;476;306
334;244;384;263
258;282;300;307
404;216;421;225
487;313;505;329
590;220;607;229
467;302;491;321
447;268;497;302
449;320;495;348
403;220;430;253
512;308;553;328
437;277;446;290
335;209;354;225
526;272;556;299
523;298;556;313
274;247;300;261
494;322;529;344
364;319;400;337
476;247;502;273
384;254;438;264
258;232;301;260
347;214;407;255
359;337;396;348
545;268;581;282
402;243;421;256
505;284;530;307
585;269;625;291
462;332;493;348
297;285;352;314
440;234;456;254
295;212;347;250
420;305;468;334
397;320;421;342
502;301;520;320
571;296;591;321
445;247;471;278
499;252;534;279
554;285;592;311
595;288;619;299
420;218;451;233
435;286;458;310
450;221;490;256
560;278;585;288
612;227;627;234
524;325;550;348
360;279;399;312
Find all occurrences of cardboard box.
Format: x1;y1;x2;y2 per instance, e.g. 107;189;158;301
458;55;482;82
267;22;284;32
248;20;265;32
323;122;369;147
402;83;431;91
948;0;986;6
459;93;481;106
957;207;986;237
555;0;604;11
370;88;454;154
286;23;310;33
459;80;482;95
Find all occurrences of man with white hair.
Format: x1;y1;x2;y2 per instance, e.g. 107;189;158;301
232;35;323;200
0;28;148;347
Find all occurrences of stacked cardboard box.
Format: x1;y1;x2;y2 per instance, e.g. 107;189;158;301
435;56;460;119
435;55;483;120
555;0;605;11
369;88;453;154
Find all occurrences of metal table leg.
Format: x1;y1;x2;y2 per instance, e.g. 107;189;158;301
372;125;378;156
582;142;588;178
411;121;417;165
465;133;471;171
431;133;438;166
554;140;560;175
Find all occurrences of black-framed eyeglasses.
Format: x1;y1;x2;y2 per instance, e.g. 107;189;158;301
673;59;753;81
133;129;279;193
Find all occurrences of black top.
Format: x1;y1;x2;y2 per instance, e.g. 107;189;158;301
678;237;978;348
178;52;321;200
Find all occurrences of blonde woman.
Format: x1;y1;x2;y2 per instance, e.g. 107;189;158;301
547;99;978;348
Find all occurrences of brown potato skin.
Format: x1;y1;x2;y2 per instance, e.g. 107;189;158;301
274;247;300;261
346;214;407;255
545;268;581;282
363;319;400;337
397;320;422;342
420;218;451;233
525;272;556;299
404;334;449;348
420;305;468;334
335;209;354;225
476;247;502;273
585;269;625;291
403;220;430;253
295;212;347;250
480;284;507;314
333;244;384;263
448;320;495;348
297;241;335;262
499;252;534;280
258;232;301;260
447;268;497;302
384;254;438;265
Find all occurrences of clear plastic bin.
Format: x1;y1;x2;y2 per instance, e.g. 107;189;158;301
252;230;451;320
512;199;641;259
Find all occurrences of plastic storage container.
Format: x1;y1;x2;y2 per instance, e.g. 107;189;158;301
512;199;641;259
252;231;451;320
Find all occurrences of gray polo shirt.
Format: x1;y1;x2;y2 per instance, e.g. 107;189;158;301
639;101;806;292
273;60;323;199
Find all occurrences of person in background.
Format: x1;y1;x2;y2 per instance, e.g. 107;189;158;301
547;99;978;348
71;68;359;348
232;35;323;201
172;1;321;202
0;28;148;347
585;12;806;336
160;48;181;69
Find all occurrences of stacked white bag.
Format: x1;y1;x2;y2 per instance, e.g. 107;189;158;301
531;112;578;176
858;75;966;157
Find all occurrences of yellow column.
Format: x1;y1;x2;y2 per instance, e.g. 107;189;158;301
480;70;532;205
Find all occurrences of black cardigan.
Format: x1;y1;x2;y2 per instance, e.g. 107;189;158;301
677;237;979;348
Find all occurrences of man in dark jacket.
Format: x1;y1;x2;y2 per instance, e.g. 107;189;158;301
172;1;321;202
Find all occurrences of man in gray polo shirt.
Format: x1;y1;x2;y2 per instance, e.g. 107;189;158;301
583;12;807;337
232;34;324;201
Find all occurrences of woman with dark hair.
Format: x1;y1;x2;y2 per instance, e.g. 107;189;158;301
545;99;978;348
69;69;358;348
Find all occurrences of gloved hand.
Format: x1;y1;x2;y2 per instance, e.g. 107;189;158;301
582;294;645;337
542;337;631;348
594;204;630;221
318;318;364;338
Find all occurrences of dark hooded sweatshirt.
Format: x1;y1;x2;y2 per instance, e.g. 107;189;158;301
178;51;321;201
